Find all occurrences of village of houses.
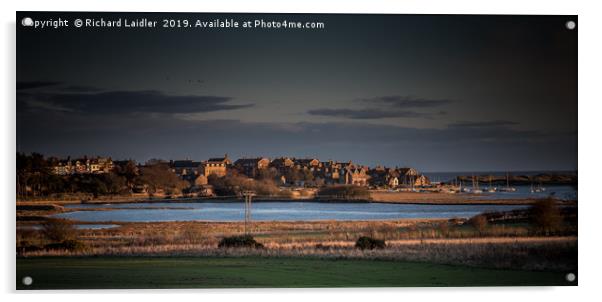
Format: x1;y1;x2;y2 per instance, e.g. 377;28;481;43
49;154;431;198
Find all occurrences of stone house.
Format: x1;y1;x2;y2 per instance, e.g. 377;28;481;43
202;154;231;177
233;157;271;178
270;157;295;173
398;167;419;185
294;158;320;170
344;168;370;186
50;156;113;175
388;177;399;187
170;160;202;177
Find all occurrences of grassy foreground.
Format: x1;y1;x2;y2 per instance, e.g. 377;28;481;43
16;256;575;289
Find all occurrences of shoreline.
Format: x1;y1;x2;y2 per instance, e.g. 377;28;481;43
16;195;576;207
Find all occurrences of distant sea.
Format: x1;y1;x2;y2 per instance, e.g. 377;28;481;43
422;170;578;183
423;170;577;200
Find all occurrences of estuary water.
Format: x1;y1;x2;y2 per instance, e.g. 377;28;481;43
53;202;531;223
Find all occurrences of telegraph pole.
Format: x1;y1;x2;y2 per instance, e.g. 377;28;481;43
242;191;256;234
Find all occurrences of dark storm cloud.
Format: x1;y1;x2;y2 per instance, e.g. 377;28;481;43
17;111;549;149
59;85;104;93
18;90;253;115
307;95;453;120
359;95;454;108
16;109;575;170
17;81;101;92
15;13;577;171
449;120;519;128
307;108;432;119
289;121;548;143
16;81;61;90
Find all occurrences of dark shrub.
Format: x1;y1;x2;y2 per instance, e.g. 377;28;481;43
470;214;488;235
41;219;77;242
315;243;330;251
355;236;385;250
530;198;563;234
61;239;86;250
318;185;371;200
438;222;450;237
448;217;466;225
44;239;86;251
218;235;264;249
17;244;43;254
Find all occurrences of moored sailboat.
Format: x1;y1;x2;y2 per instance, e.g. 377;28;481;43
486;175;497;192
498;172;517;192
472;175;483;194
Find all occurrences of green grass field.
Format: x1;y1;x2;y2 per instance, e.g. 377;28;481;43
16;256;574;289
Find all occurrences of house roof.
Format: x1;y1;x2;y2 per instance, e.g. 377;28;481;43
172;160;198;168
398;167;418;175
234;157;269;165
207;157;227;162
271;157;293;166
294;158;320;165
206;154;231;163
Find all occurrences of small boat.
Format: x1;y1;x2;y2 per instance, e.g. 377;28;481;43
472;175;483;194
486;175;496;192
530;180;543;193
460;179;471;192
498;172;516;192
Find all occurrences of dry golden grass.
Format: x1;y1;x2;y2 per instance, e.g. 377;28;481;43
17;217;578;272
20;236;577;272
17;217;569;251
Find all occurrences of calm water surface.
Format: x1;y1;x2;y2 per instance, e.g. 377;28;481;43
471;185;576;200
53;202;531;222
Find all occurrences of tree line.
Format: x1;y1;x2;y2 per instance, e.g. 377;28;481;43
16;153;187;199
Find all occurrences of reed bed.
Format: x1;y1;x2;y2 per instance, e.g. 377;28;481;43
17;216;577;273
20;236;576;272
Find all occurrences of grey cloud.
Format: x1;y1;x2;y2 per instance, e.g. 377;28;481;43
307;108;431;119
17;81;101;92
307;95;453;120
449;120;519;128
59;85;104;93
359;95;454;108
18;90;253;115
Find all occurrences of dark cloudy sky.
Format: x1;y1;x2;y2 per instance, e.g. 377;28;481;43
16;12;577;172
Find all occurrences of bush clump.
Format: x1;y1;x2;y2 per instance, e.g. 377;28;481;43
218;235;264;249
41;219;77;242
17;244;43;254
530;198;563;234
315;243;330;251
355;236;386;250
318;185;371;200
469;214;488;235
44;239;86;251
